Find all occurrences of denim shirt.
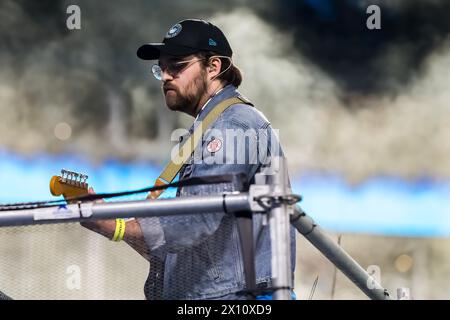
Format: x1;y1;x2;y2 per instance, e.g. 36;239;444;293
138;85;296;299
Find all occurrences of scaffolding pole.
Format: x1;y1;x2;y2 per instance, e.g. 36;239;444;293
267;157;292;300
291;206;391;300
0;193;249;227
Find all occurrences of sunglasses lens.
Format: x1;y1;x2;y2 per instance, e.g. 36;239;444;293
151;64;162;80
170;62;187;75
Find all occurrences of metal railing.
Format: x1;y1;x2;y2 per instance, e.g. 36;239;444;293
0;157;395;300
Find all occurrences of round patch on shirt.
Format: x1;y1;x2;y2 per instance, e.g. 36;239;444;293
206;137;222;153
165;23;182;38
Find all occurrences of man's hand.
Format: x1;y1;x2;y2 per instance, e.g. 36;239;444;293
80;187;150;260
80;188;115;238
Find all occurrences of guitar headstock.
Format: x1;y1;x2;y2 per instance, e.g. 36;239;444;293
50;169;89;200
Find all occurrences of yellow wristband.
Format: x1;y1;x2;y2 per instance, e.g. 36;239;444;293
112;218;126;242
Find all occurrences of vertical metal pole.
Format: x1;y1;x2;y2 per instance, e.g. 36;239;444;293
269;157;292;300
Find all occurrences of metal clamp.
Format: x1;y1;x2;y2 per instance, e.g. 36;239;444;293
248;184;301;212
255;194;302;210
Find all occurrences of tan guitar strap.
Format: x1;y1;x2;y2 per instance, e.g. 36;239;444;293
149;96;251;199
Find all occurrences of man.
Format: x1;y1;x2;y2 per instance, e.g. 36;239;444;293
82;19;296;300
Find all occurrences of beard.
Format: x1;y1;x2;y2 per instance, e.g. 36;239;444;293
164;70;208;115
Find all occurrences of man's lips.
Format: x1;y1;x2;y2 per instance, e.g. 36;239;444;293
163;86;177;94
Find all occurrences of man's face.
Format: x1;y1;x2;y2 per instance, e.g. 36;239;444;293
158;54;208;116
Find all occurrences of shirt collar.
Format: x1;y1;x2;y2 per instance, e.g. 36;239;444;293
194;87;225;122
194;84;238;124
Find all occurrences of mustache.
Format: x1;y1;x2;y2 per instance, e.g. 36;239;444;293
163;84;178;93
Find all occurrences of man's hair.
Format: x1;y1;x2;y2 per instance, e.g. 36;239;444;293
196;51;243;88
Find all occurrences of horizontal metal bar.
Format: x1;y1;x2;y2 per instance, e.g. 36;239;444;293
91;193;250;219
0;193;251;227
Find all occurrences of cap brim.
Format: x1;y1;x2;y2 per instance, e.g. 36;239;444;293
137;43;199;60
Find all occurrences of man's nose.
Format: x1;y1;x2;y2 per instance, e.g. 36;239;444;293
161;69;173;82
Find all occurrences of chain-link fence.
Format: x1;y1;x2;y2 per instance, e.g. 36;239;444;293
0;222;148;299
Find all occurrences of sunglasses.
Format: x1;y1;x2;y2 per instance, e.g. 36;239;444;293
151;58;205;81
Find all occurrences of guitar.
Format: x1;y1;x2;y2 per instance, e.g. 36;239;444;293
49;170;149;258
49;169;89;202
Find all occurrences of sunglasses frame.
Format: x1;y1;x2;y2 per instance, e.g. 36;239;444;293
151;58;206;80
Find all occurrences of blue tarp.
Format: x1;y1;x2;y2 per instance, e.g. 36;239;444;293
1;150;449;237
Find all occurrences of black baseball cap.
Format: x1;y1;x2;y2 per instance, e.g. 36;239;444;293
137;19;233;60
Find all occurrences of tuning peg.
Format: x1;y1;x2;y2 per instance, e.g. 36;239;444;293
75;173;82;186
82;173;89;188
58;169;89;189
61;169;67;182
80;174;88;184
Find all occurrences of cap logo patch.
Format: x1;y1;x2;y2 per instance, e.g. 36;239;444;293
165;23;182;39
209;38;217;46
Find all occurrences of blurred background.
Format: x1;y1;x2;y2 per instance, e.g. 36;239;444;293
1;0;450;299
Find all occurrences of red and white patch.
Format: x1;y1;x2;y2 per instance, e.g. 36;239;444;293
206;138;222;153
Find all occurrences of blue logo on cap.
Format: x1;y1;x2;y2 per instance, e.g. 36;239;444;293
165;23;182;39
209;38;217;46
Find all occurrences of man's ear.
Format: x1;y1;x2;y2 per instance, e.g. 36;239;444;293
207;57;222;79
